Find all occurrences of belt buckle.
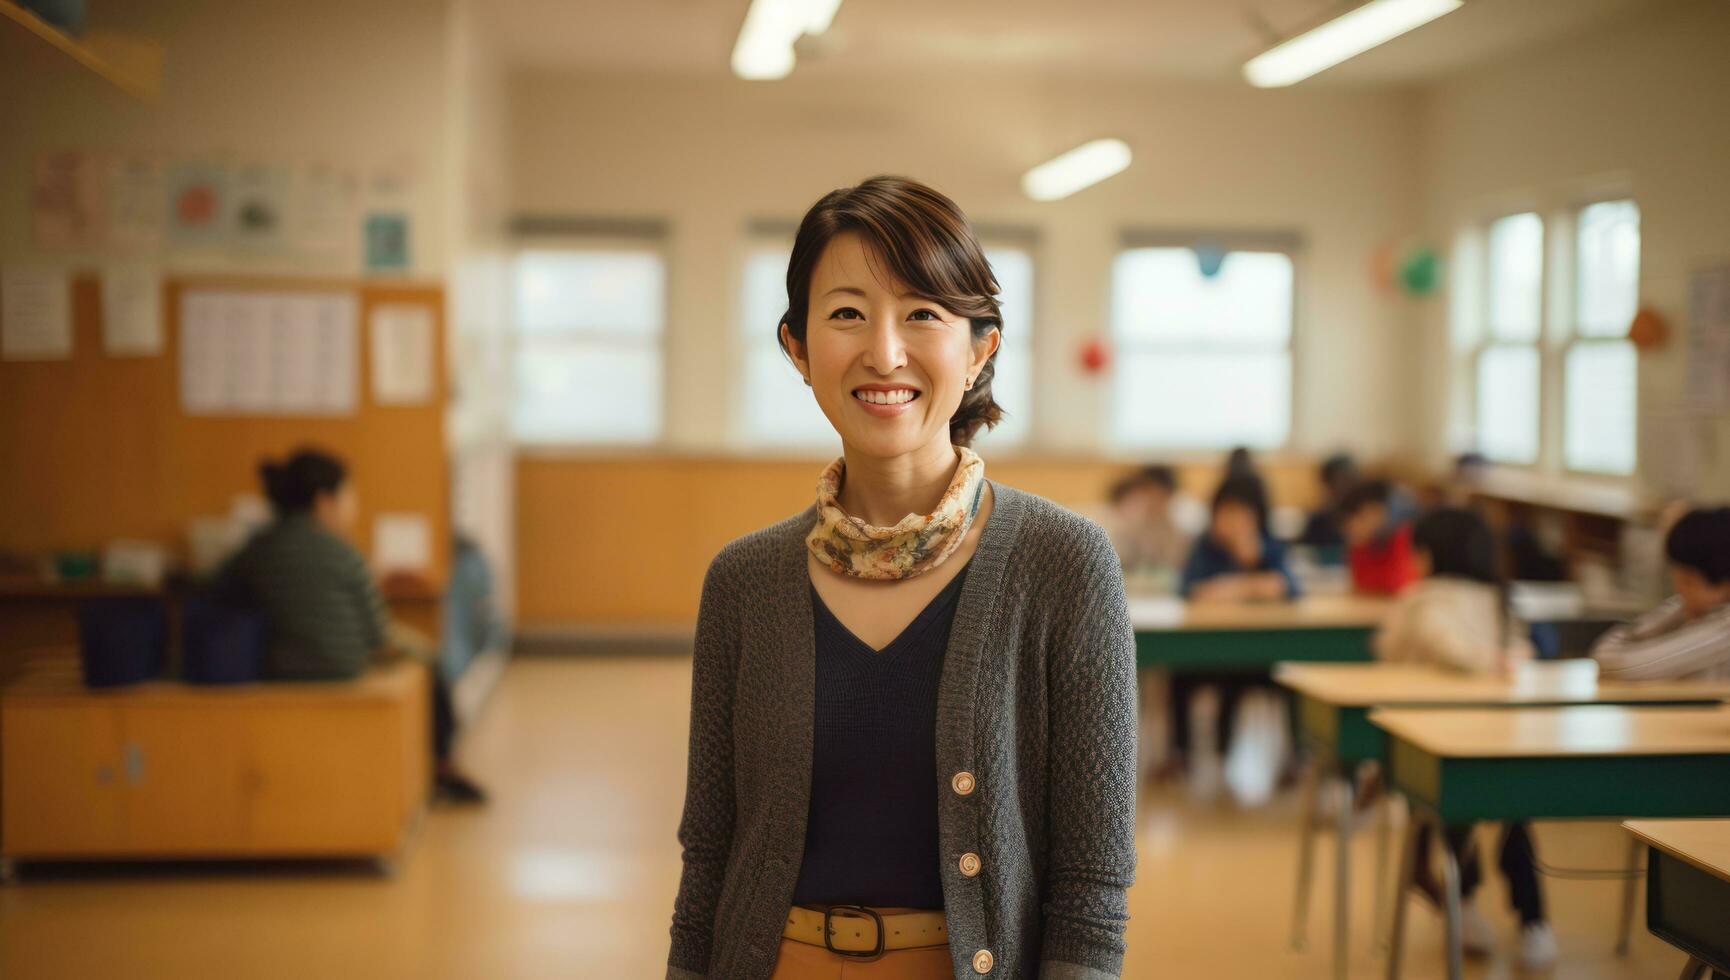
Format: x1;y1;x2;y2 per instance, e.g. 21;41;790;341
822;905;885;959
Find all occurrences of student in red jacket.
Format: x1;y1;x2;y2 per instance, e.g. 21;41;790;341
1340;479;1420;595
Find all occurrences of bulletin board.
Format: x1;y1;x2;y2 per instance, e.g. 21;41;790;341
0;274;450;585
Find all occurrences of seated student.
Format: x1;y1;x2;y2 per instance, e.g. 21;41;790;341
1108;464;1190;593
1592;506;1730;680
1163;476;1299;779
1297;453;1358;560
208;448;487;805
1339;479;1420;595
1373;508;1554;967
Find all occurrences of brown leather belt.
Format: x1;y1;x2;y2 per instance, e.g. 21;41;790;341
782;905;948;957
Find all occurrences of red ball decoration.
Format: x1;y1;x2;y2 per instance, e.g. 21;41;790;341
1078;336;1111;376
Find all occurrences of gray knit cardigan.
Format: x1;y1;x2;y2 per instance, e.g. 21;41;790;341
667;482;1139;980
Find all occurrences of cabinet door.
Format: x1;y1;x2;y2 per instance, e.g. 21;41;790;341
118;704;247;853
1;703;124;855
244;703;404;854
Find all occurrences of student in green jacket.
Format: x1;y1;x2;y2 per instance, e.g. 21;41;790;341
210;447;486;805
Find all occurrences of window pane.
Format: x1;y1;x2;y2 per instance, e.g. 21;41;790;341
512;343;661;444
978;246;1033;447
1564;341;1636;474
515;250;665;335
1576;200;1640;338
743;347;836;448
1476;346;1540;464
1488;213;1543;342
1111;248;1292;345
1112;350;1289;449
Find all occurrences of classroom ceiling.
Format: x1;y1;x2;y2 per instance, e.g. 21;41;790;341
485;0;1664;84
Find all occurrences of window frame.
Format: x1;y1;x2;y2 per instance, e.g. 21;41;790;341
1472;210;1547;468
1558;197;1640;477
1106;230;1302;453
507;228;671;452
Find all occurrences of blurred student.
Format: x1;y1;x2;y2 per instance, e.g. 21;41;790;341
1221;446;1271;534
1373;508;1553;967
1451;451;1568;582
1296;453;1358;559
1592;506;1730;680
1165;476;1299;777
208;448;487;805
1339;479;1420;595
1108;464;1190;592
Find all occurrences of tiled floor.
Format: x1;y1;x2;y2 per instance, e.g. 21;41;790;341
0;655;1692;978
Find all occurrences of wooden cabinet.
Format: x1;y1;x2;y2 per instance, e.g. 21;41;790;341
0;661;427;863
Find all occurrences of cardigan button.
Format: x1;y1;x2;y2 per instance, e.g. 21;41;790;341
952;771;976;796
958;852;982;877
972;949;994;974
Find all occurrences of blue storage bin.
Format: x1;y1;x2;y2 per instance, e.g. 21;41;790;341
76;596;166;688
182;596;268;685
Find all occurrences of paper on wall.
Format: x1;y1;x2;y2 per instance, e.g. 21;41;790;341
178;289;358;414
369;303;434;405
373;512;432;576
1;266;73;360
1687;264;1730;414
101;266;163;356
32;151;106;250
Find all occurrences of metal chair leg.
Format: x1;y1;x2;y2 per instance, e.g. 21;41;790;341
1678;956;1708;980
1385;809;1423;980
1441;833;1465;980
1333;774;1354;980
1290;758;1324;951
1617;835;1642;956
1371;789;1394;956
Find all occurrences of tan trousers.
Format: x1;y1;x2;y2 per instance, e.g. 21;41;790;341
767;937;952;980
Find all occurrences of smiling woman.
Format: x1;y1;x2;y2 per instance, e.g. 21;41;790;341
666;176;1139;980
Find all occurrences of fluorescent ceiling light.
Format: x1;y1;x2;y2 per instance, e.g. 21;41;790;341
1021;139;1132;202
731;0;843;81
1244;0;1462;88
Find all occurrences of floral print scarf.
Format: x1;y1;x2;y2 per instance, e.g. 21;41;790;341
806;446;986;580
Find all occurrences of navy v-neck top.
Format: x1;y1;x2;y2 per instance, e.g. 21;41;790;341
790;563;972;910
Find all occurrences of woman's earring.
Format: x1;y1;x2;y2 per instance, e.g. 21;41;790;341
964;376;974;390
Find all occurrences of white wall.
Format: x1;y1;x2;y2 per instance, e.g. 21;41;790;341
0;0;453;276
506;71;1426;460
1416;0;1730;498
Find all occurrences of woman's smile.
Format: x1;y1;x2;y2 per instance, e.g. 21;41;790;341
852;383;922;417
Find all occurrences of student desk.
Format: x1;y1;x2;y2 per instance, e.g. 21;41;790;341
1376;705;1730;980
1275;662;1730;980
1623;820;1730;980
1130;594;1390;670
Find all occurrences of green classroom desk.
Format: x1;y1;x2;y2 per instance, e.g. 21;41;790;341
1131;594;1389;671
1377;705;1730;980
1274;662;1730;980
1623;820;1730;980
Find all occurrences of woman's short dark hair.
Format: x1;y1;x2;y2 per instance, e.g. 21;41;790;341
259;448;347;516
1339;479;1394;516
1110;464;1177;504
1667;507;1730;584
778;175;1004;446
1414;507;1499;586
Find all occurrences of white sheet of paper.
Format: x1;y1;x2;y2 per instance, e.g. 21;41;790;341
369;303;434;405
373;512;432;575
178;289;358;415
101;266;163;356
1;266;73;360
1688;265;1730;414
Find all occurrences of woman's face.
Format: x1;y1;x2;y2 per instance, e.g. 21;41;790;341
315;482;358;533
783;232;998;461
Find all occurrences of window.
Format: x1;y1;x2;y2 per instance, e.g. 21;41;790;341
1474;213;1544;464
1564;200;1639;474
736;238;1037;449
1109;245;1293;449
739;240;834;448
511;245;665;445
975;244;1034;448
